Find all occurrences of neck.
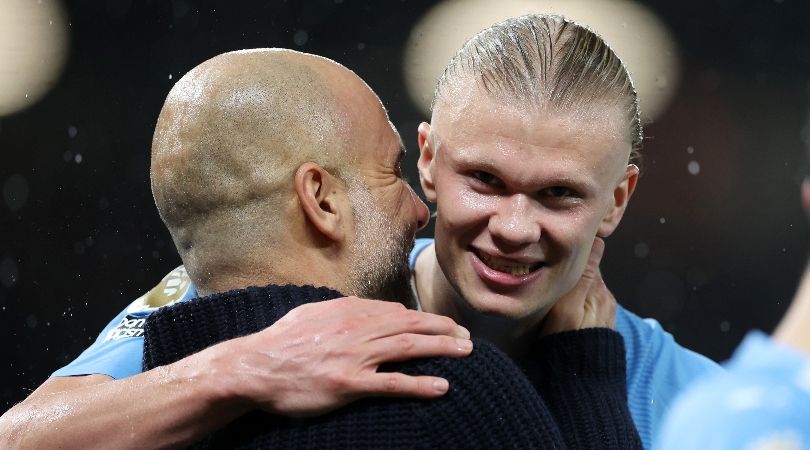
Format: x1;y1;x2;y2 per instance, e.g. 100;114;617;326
415;243;535;358
773;265;810;356
189;245;350;298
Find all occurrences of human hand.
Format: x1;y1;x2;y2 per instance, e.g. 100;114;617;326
539;238;616;335
197;296;472;417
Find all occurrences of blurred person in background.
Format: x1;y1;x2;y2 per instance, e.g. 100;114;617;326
655;158;810;450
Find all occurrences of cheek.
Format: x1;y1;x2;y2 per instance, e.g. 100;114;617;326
543;207;602;250
437;183;497;232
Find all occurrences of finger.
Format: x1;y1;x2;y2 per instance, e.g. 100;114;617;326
363;373;451;398
371;310;470;340
366;333;473;364
585;270;617;328
581;237;606;281
328;296;408;317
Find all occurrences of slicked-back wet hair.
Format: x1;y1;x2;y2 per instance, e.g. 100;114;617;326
433;14;643;165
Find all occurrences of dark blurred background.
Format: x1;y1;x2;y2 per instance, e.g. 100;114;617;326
2;0;809;410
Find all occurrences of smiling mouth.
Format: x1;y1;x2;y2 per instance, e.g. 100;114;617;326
473;249;544;276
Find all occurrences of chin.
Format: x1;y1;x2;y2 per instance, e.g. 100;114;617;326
461;290;542;320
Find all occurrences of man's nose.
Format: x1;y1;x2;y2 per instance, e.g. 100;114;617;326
488;194;541;245
409;185;430;231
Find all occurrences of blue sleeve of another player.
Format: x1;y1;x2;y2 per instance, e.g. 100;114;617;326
654;332;810;450
50;307;148;380
51;266;198;380
615;305;723;450
409;238;434;270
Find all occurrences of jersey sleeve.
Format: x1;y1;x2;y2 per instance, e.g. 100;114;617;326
50;266;197;380
616;305;723;449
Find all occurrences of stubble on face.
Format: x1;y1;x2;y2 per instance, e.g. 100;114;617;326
346;179;416;308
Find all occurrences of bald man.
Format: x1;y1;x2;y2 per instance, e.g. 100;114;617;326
0;49;641;449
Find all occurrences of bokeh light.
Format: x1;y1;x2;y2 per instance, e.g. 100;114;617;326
0;0;69;116
403;0;679;122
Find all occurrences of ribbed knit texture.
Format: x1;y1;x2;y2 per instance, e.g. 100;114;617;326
144;284;639;449
522;328;643;450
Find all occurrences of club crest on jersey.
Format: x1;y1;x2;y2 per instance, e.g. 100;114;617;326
126;266;192;314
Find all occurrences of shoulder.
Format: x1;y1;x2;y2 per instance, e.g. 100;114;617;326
656;333;810;450
400;339;559;448
409;238;434;270
615;305;722;448
50;266;198;379
616;305;720;378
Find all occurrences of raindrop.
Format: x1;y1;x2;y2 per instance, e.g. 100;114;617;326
659;217;666;224
168;74;173;80
0;257;19;288
26;314;37;329
74;153;83;164
686;146;694;154
357;42;366;51
633;242;649;259
3;174;29;211
293;30;309;47
720;320;730;332
68;125;77;138
688;160;700;175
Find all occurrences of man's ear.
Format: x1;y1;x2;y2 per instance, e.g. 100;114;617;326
597;164;639;238
294;162;347;243
417;122;437;203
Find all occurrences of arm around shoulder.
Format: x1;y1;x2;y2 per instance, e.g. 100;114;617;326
0;346;250;450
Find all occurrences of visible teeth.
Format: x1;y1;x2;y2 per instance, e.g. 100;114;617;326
477;252;537;275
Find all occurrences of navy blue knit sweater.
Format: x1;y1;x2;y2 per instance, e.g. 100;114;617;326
143;284;641;449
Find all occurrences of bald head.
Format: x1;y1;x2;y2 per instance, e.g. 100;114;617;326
151;48;387;294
